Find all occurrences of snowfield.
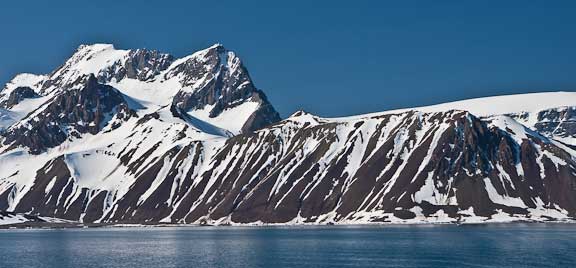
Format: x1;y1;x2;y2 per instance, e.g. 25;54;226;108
330;91;576;120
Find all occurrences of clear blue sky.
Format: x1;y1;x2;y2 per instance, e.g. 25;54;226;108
2;1;575;117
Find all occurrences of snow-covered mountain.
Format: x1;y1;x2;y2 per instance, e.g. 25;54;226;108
0;44;575;225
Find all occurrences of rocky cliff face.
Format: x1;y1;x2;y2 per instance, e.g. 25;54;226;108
0;43;575;225
107;48;175;82
168;44;280;133
2;75;134;154
0;87;40;109
509;107;576;145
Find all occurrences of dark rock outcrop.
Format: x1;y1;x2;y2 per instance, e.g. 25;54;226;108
2;75;134;154
170;45;280;133
0;86;40;109
510;107;576;141
99;49;174;82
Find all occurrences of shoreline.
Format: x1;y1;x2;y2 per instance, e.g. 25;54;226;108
2;219;576;230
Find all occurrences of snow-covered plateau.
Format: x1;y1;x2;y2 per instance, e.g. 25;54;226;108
0;43;575;227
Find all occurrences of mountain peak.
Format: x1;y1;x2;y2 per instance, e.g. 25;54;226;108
169;43;281;133
76;43;117;52
207;43;225;50
2;43;280;141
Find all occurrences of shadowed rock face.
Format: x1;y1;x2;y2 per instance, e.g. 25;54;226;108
533;108;576;140
170;45;280;133
241;91;281;132
98;49;175;82
0;87;40;109
12;156;76;219
509;107;576;143
2;75;134;154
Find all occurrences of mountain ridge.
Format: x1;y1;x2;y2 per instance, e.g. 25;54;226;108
0;43;575;226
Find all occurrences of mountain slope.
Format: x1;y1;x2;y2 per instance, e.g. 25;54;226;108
0;43;575;225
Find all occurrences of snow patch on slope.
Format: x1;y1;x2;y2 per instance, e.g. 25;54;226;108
187;101;260;134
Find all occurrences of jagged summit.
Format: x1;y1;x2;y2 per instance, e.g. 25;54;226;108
0;43;280;148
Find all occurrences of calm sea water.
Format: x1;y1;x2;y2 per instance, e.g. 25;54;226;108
0;224;574;268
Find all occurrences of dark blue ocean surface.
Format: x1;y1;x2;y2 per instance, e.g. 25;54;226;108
0;224;574;268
